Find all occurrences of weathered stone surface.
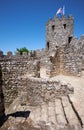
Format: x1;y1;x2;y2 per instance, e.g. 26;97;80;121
55;98;67;125
62;96;80;125
17;76;73;106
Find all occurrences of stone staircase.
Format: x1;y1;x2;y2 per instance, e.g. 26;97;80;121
11;96;83;129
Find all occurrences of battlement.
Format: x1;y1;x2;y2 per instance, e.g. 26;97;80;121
80;34;84;41
46;15;74;51
0;48;46;61
47;14;74;25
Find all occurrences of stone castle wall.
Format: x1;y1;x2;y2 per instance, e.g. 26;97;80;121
49;36;84;77
0;51;74;109
0;52;41;108
62;37;84;75
46;15;74;51
18;76;73;106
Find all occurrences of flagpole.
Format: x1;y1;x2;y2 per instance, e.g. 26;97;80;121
63;6;65;15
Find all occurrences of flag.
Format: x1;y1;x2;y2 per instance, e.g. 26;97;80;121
56;6;65;15
56;8;63;15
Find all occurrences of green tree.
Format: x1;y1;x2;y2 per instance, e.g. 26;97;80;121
16;47;29;55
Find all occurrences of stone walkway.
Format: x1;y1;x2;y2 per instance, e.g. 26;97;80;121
5;75;84;130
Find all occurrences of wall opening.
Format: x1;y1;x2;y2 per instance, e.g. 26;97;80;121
63;24;66;29
52;25;55;31
47;42;49;50
68;37;72;43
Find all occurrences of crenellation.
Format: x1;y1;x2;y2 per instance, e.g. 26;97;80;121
7;51;13;56
68;14;74;20
60;15;66;21
0;51;4;59
80;35;84;42
46;18;54;25
35;48;46;58
54;15;59;21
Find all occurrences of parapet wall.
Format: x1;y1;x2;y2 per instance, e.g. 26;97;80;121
0;48;46;60
0;55;40;108
0;48;46;108
18;76;73;106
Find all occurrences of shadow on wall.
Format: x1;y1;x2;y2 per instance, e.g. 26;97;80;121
0;110;31;127
0;64;5;126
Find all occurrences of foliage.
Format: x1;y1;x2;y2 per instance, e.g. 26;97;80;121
16;47;29;55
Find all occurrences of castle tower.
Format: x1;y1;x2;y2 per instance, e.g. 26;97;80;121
46;15;74;51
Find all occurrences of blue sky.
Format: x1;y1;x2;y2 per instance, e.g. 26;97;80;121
0;0;84;54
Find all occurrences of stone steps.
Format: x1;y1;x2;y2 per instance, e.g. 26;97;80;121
6;96;83;129
26;97;82;129
68;95;84;128
55;98;67;125
48;101;56;124
62;96;80;125
41;103;48;122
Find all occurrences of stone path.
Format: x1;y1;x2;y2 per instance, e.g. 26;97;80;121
6;75;84;130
